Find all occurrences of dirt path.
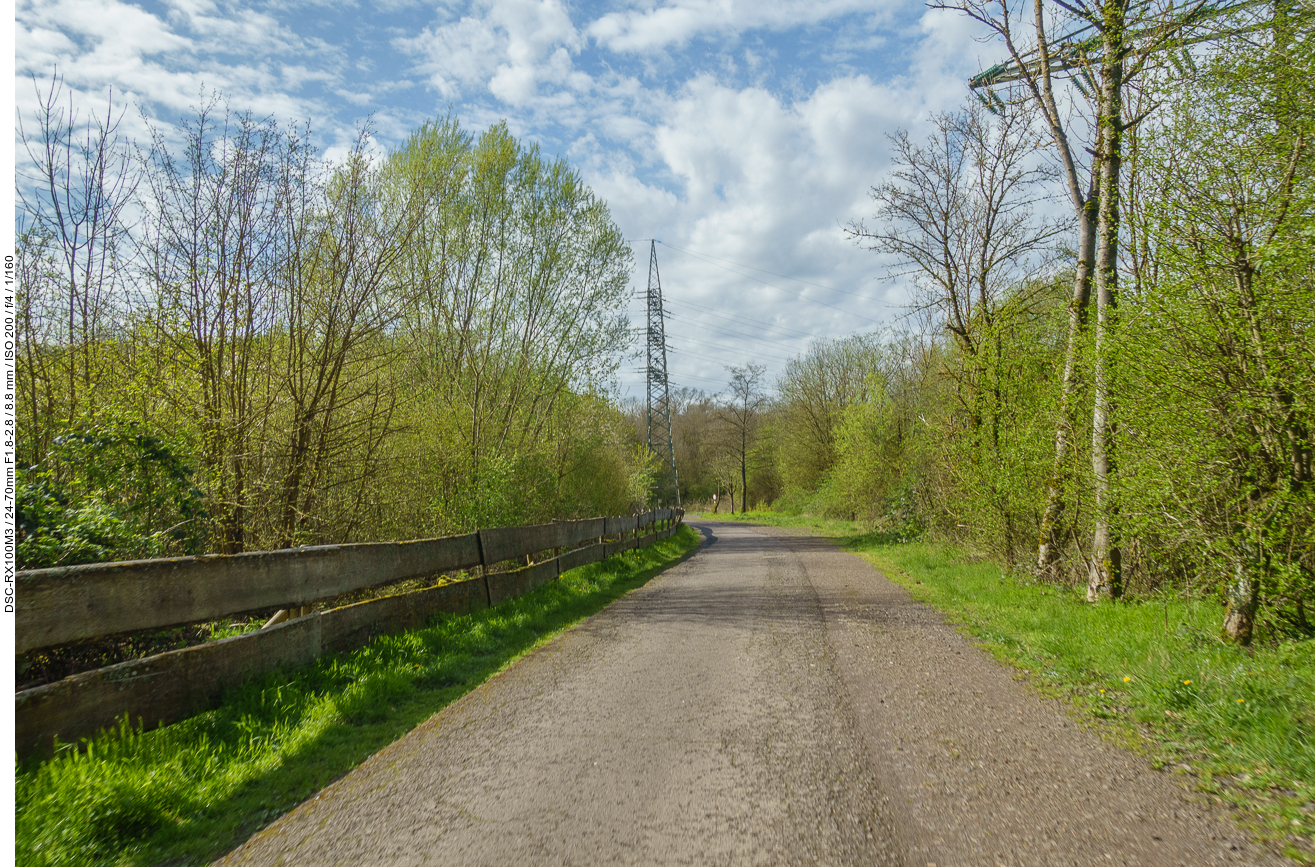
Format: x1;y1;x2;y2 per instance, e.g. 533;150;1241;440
216;522;1286;866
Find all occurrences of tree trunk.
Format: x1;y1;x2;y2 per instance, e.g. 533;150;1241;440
1087;3;1127;602
741;424;748;514
1036;196;1095;578
1031;0;1100;581
1221;556;1260;645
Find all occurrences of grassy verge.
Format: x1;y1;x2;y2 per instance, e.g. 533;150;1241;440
16;525;702;867
730;511;1314;862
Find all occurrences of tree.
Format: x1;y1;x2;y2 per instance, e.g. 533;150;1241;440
775;334;888;495
850;100;1060;554
720;364;768;514
933;0;1233;598
385;119;633;532
1120;13;1314;642
15;85;646;561
850;102;1058;364
140;101;291;552
17;73;138;454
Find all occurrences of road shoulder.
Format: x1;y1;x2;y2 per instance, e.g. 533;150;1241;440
759;524;1289;867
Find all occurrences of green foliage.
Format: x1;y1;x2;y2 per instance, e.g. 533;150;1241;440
17;420;207;568
16;100;643;558
774;334;889;494
15;526;701;867
1117;21;1315;634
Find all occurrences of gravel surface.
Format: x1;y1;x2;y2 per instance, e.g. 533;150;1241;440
215;521;1288;866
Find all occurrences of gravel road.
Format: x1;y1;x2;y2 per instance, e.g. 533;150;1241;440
216;521;1287;866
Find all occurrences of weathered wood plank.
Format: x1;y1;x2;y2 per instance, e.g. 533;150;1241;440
319;578;489;653
604;539;637;558
558;544;605;573
605;515;638;536
15;614;324;758
17;534;482;655
487;559;559;606
560;518;606;547
478;524;570;566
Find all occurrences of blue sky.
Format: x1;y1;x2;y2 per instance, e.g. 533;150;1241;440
14;0;996;396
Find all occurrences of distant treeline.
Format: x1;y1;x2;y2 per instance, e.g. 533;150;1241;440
663;15;1313;644
16;82;651;568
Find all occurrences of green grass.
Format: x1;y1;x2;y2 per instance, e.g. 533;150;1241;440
729;511;1314;862
16;525;702;867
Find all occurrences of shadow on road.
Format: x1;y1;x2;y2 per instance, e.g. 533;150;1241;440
653;522;929;632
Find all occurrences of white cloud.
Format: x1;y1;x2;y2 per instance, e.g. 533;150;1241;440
14;0;994;392
586;0;876;53
15;0;360;157
398;0;581;105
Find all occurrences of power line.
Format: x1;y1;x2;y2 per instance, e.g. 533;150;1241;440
666;311;812;351
666;337;797;367
676;298;819;339
657;240;872;298
657;242;886;325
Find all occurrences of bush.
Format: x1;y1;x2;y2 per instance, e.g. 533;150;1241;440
17;420;207;568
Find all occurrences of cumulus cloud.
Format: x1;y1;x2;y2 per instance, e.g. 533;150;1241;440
397;0;582;104
14;0;991;391
587;0;877;53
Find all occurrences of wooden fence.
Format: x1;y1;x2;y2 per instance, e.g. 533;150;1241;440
15;509;683;758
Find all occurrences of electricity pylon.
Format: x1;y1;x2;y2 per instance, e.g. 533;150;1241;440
645;241;680;508
969;0;1269;103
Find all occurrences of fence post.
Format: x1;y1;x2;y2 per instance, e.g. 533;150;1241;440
475;531;493;607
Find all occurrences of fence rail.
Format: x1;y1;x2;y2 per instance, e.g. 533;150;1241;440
15;509;683;758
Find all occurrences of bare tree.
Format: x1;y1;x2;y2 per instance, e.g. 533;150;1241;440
851;101;1059;363
931;0;1208;597
720;364;768;514
850;99;1061;482
140;101;287;552
274;131;424;546
17;73;138;432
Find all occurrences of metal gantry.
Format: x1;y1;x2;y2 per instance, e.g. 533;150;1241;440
645;241;680;508
968;0;1269;104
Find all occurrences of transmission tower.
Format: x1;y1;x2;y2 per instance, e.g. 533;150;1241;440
645;241;680;508
969;0;1270;103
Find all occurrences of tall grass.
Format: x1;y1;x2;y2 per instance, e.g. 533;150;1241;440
16;525;702;867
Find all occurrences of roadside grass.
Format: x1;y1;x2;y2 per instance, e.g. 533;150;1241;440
16;525;702;867
726;511;1314;862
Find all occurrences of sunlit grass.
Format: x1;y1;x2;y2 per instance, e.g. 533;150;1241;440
16;525;702;867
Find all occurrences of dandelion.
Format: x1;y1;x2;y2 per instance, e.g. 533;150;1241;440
1099;689;1106;694
1183;680;1192;685
1238;698;1245;703
1123;676;1131;682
